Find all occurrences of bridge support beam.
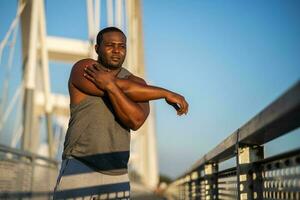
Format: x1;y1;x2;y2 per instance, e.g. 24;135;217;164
204;163;218;200
20;0;54;157
21;0;39;153
238;145;264;200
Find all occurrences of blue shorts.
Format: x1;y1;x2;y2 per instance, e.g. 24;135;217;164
53;158;130;199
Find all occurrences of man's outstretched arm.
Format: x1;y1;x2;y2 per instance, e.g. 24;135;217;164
84;65;189;115
70;60;188;130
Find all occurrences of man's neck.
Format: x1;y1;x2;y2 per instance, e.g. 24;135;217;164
97;60;122;76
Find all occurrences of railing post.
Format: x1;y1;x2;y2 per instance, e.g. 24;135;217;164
238;145;264;200
185;175;191;200
178;176;190;199
179;178;185;199
191;171;199;199
204;163;218;200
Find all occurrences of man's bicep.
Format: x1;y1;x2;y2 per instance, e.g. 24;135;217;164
128;75;147;86
70;62;104;96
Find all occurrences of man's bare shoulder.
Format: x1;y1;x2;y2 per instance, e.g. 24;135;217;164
69;58;104;99
72;58;98;73
128;74;147;85
70;58;98;84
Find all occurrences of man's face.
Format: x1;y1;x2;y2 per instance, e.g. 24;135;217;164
96;31;126;69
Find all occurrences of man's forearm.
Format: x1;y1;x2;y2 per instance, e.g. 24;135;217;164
114;78;188;115
115;79;170;102
105;82;148;130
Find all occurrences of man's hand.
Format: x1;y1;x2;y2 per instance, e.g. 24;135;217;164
165;92;189;115
84;64;116;91
84;63;149;131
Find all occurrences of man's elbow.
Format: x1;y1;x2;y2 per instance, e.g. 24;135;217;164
130;114;147;131
131;124;141;131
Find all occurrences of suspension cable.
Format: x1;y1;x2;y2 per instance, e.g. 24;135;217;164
0;80;24;132
0;1;26;118
0;2;26;64
0;16;20;118
10;80;25;147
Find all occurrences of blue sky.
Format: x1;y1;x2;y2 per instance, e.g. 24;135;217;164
144;0;300;178
0;0;300;179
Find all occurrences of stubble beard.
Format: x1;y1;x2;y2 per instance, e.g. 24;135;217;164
98;56;123;70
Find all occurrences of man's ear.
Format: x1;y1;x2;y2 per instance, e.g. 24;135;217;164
95;44;99;54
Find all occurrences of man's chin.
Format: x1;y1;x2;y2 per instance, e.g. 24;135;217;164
108;63;123;69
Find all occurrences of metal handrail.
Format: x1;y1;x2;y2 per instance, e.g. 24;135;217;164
0;144;59;198
0;143;58;165
183;80;300;177
166;80;300;200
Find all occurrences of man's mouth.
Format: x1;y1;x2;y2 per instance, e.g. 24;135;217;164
111;56;120;61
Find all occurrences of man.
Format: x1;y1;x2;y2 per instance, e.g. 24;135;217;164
53;27;188;199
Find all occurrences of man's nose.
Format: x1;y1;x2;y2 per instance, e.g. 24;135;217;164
112;46;120;53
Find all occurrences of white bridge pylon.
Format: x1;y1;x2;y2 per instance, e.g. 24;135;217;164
17;0;158;189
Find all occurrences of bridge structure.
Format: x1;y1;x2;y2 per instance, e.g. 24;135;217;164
0;0;159;199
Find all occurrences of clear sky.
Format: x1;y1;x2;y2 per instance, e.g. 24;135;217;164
0;0;300;179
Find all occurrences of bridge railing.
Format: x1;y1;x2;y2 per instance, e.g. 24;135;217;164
165;81;300;200
0;144;59;199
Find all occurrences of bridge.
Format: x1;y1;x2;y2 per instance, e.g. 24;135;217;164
0;0;300;199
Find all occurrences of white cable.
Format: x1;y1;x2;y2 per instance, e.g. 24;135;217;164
87;0;95;41
95;0;100;32
52;124;61;156
10;82;24;147
0;1;25;116
115;0;123;29
0;2;26;64
0;80;24;131
8;20;19;73
0;18;19;118
11;125;23;148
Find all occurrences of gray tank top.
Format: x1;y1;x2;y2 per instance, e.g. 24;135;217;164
63;67;132;175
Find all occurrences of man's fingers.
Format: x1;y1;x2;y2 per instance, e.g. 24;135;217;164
177;101;184;115
178;98;188;115
89;66;96;73
167;95;188;116
84;73;95;82
93;64;101;71
183;100;188;115
179;100;186;115
84;66;95;76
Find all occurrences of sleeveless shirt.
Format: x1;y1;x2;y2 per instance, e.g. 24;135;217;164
62;67;132;175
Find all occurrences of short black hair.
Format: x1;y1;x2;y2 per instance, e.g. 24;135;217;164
96;27;126;45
